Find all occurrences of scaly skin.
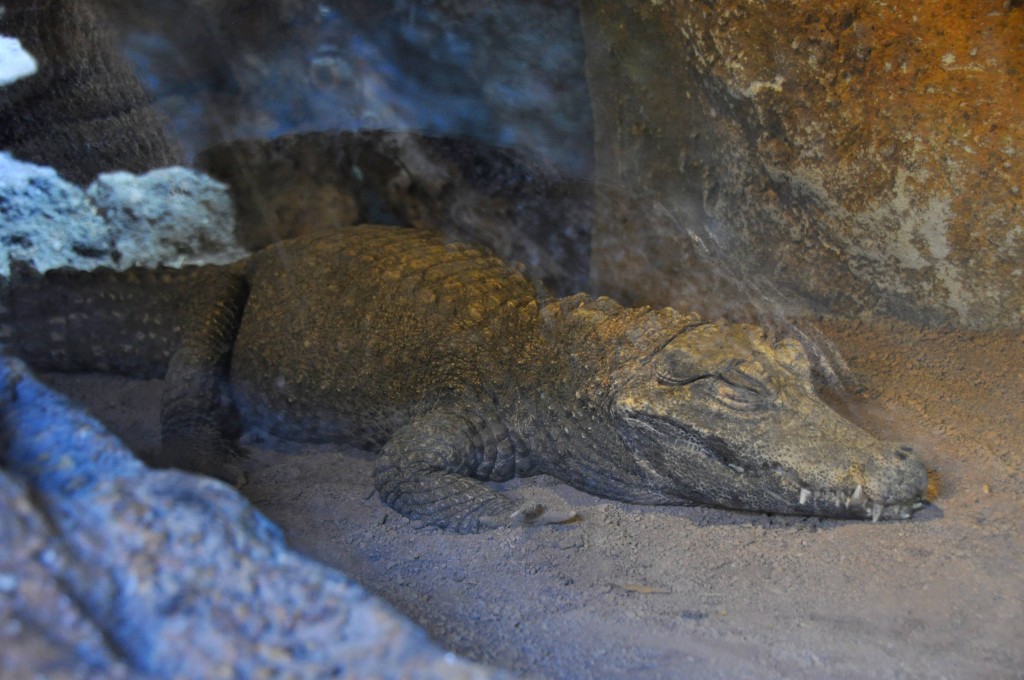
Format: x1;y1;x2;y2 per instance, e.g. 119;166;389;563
5;225;929;531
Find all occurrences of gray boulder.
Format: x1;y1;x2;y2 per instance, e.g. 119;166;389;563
0;354;511;679
0;153;112;278
0;154;244;278
86;166;245;268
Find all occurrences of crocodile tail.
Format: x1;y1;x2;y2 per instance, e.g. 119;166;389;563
1;263;225;378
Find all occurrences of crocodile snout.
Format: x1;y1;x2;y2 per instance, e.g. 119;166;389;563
861;444;929;513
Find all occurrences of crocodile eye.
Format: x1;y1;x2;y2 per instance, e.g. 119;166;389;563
655;348;708;386
657;372;713;387
713;364;775;411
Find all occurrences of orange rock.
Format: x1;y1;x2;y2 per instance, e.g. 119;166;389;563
581;0;1024;329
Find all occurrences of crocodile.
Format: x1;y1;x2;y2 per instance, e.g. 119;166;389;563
4;225;929;532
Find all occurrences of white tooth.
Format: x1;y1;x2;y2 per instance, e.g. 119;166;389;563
900;511;911;519
799;488;812;505
845;494;851;509
912;502;924;510
871;503;883;523
852;485;864;503
728;464;745;473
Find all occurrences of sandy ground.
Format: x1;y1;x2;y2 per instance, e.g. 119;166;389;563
43;315;1024;680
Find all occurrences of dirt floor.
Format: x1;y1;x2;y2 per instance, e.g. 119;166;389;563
43;315;1024;679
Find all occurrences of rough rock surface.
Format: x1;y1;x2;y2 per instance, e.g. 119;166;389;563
86;166;245;268
197;130;592;294
580;0;1024;329
95;0;593;177
0;0;180;184
0;156;242;278
0;354;510;679
0;154;113;278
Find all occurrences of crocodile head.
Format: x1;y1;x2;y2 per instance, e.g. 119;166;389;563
612;321;929;521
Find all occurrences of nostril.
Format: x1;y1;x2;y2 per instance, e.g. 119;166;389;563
894;445;914;461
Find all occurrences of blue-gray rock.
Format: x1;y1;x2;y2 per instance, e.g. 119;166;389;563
0;156;244;278
86;167;245;268
0;471;134;679
93;0;593;178
0;34;37;87
0;153;112;279
0;354;512;679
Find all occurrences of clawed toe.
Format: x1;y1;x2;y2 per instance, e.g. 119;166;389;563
478;502;579;530
511;503;546;523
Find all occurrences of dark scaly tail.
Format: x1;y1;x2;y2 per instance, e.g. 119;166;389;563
0;263;237;378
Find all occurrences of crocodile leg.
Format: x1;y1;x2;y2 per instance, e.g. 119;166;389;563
373;412;546;533
159;267;249;485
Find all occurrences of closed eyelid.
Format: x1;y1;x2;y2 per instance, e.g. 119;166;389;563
720;369;766;392
656;371;715;387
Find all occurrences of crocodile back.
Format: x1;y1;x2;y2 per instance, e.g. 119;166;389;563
229;225;549;444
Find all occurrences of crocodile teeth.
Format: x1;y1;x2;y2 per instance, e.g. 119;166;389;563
728;464;745;474
913;502;924;510
846;484;866;509
871;503;883;523
799;488;812;505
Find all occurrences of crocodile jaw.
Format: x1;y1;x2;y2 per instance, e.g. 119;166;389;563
608;322;929;521
620;411;927;521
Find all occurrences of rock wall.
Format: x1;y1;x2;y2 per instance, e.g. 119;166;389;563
94;0;594;178
197;130;593;295
580;0;1024;329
